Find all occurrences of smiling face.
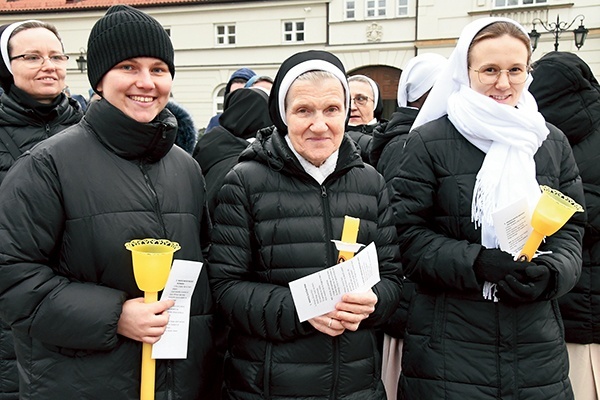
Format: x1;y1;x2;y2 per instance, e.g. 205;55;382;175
96;57;172;123
468;34;529;108
9;27;66;104
348;79;375;125
285;74;346;166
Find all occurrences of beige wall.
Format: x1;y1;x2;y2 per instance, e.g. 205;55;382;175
1;0;597;129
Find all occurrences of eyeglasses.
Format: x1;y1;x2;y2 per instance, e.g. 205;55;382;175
351;95;373;106
469;64;530;85
10;53;70;68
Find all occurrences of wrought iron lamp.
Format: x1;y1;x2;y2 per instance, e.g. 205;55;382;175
76;48;87;73
529;15;588;52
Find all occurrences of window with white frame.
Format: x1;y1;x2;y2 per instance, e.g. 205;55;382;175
215;24;236;46
214;86;226;114
366;0;386;17
283;21;305;42
345;0;356;19
494;0;546;7
397;0;408;16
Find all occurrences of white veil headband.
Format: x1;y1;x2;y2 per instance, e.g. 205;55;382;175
277;59;350;127
348;74;379;108
397;53;447;107
1;20;42;75
411;16;539;131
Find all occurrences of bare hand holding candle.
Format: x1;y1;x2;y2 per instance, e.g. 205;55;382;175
125;238;181;400
517;186;583;262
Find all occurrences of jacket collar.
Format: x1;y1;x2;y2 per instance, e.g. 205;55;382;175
241;126;363;181
83;98;177;162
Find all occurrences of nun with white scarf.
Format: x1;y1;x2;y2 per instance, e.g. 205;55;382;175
391;17;585;399
207;50;402;399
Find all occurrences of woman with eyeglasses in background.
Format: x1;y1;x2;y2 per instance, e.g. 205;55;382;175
346;74;384;163
391;17;584;399
0;20;82;400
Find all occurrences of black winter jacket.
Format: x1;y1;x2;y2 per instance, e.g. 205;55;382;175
530;52;600;344
0;91;82;400
369;107;417;182
193;125;252;219
208;128;403;400
346;122;378;164
0;91;82;182
0;99;216;400
369;107;419;339
392;116;584;400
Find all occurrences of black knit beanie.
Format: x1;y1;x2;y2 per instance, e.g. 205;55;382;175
87;5;174;93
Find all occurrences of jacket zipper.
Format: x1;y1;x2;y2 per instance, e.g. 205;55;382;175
139;161;167;238
321;184;340;399
166;360;174;400
321;185;335;265
330;337;340;400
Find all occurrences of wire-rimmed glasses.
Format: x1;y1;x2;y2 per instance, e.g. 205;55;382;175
9;53;70;68
469;64;530;85
351;94;373;106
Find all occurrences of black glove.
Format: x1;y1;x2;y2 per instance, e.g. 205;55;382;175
473;248;530;284
496;264;551;303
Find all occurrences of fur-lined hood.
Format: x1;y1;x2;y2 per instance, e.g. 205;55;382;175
165;100;198;154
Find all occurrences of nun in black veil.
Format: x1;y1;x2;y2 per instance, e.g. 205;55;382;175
207;50;402;399
193;87;272;219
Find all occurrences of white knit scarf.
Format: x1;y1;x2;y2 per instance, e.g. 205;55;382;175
448;85;548;248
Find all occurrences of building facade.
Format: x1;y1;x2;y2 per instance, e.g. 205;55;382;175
1;0;598;126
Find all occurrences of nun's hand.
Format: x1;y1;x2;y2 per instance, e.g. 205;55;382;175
333;289;377;331
308;311;346;337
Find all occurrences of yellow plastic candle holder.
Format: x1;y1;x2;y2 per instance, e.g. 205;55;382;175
125;238;180;400
518;186;583;262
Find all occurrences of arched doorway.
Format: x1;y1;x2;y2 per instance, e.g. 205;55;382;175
348;65;401;120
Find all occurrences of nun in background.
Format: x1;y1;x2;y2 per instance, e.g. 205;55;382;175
346;74;384;163
369;52;446;400
193;87;272;220
207;50;402;400
370;53;447;182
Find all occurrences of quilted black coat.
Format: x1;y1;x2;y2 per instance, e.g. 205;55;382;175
392;116;585;400
0;91;82;400
0;100;216;399
369;107;420;340
530;51;600;344
208;128;403;400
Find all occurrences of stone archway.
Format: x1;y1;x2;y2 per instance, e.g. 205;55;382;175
348;65;402;120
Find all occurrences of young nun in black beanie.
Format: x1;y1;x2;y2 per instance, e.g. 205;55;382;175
0;5;217;399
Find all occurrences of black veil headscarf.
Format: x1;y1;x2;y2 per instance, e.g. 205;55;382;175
268;50;350;135
220;87;271;140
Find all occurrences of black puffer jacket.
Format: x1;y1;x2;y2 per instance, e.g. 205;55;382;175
0;99;216;400
0;91;82;183
530;51;600;344
346;123;376;164
0;90;82;400
208;128;403;400
369;107;419;339
193;125;250;218
369;107;417;182
392;116;584;400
